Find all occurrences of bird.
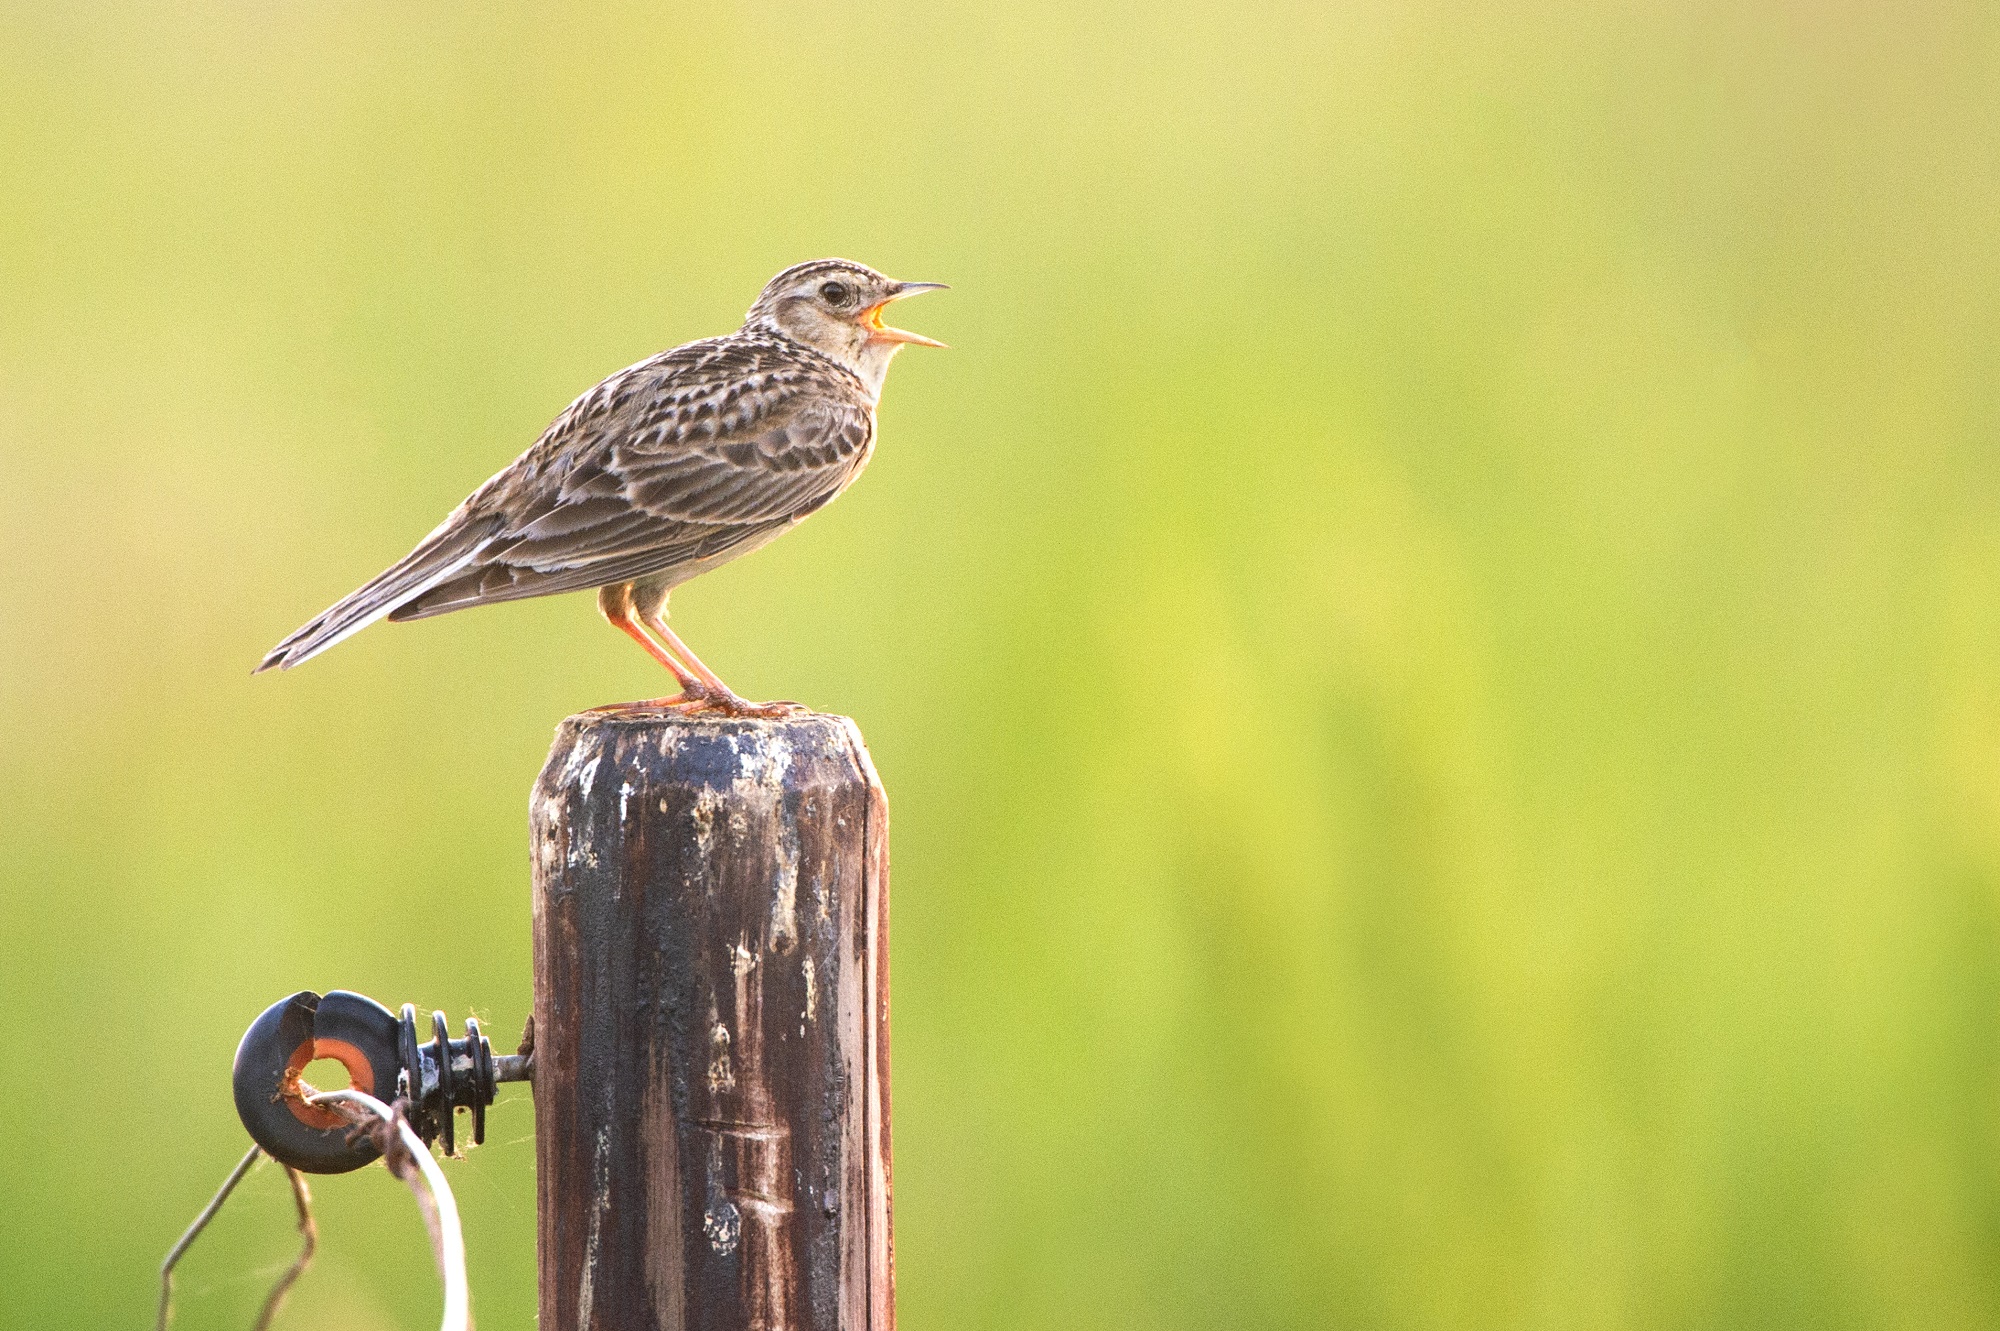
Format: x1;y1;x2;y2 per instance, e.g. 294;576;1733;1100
256;258;946;717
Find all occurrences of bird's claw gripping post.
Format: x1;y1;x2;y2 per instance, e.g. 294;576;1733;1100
672;690;811;720
586;690;811;720
233;990;532;1174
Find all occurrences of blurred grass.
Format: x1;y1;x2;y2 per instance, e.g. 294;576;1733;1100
4;1;2000;1327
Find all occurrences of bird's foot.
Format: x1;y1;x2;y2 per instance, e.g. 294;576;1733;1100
585;694;697;715
724;698;812;719
587;686;809;720
674;681;810;719
685;693;811;720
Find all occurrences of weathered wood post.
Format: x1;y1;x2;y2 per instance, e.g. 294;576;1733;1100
530;711;893;1331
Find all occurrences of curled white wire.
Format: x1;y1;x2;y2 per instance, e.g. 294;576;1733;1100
305;1088;469;1331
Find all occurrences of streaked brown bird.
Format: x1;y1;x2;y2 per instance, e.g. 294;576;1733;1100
256;259;945;716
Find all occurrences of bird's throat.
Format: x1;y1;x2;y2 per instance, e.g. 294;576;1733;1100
850;339;901;400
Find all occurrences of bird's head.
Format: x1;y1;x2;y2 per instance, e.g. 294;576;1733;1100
744;259;946;396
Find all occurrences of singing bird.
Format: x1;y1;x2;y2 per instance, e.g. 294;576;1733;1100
256;259;946;716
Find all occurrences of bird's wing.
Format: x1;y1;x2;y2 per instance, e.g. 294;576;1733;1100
383;344;875;621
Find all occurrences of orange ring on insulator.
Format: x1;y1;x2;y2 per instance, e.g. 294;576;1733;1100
279;1037;378;1130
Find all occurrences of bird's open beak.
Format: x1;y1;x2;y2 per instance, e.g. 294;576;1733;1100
864;282;949;348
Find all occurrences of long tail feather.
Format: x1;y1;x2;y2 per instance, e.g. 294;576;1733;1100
254;515;494;673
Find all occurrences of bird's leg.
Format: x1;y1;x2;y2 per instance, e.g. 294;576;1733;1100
637;609;808;720
590;584;703;712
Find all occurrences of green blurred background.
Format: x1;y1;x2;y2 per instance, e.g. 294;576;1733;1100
4;2;1999;1327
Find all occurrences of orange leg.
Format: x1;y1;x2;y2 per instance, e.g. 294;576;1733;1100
637;608;806;720
593;584;701;711
638;615;732;696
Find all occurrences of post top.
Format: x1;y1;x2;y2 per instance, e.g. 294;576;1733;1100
555;707;859;737
540;708;880;800
552;703;864;747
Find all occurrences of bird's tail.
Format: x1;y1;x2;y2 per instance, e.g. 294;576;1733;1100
254;513;495;673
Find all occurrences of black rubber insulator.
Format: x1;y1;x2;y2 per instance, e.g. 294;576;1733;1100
397;1003;422;1105
232;990;401;1175
432;1010;455;1156
468;1017;492;1146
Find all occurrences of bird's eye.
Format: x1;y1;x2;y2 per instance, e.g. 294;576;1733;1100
819;281;853;307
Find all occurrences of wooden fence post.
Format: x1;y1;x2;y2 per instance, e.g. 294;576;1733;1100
530;711;893;1331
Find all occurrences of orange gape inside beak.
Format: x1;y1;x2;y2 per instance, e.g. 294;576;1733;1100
863;296;947;348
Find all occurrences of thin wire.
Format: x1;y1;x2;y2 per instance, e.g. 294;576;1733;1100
158;1145;261;1331
306;1088;470;1331
251;1165;318;1331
